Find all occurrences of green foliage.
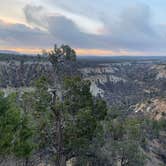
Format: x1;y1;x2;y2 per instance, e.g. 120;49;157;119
29;75;108;163
29;76;53;149
97;109;147;166
61;45;76;61
0;92;35;158
158;118;166;130
64;109;97;152
34;76;51;113
48;44;76;75
26;42;108;164
0;91;8;115
142;118;166;139
13;115;35;158
63;77;107;155
64;76;93;113
93;99;107;120
124;118;142;140
97;107;166;166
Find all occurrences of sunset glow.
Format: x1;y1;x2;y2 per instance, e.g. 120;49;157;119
1;46;166;57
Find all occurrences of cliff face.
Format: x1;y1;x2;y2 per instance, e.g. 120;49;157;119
0;60;166;106
0;59;166;166
80;62;166;107
132;98;166;120
0;61;53;88
79;64;126;97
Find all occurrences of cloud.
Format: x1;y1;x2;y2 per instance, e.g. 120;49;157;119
0;20;54;48
23;4;166;52
1;2;166;55
104;4;160;50
47;16;102;48
23;5;101;48
23;4;49;30
24;2;104;35
45;0;113;21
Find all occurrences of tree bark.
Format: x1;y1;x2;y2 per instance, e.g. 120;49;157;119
56;109;66;166
51;91;66;166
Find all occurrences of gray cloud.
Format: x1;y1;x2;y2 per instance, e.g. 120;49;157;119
0;20;54;48
46;0;114;21
47;16;101;48
1;3;166;54
23;5;48;29
24;4;166;52
104;4;161;51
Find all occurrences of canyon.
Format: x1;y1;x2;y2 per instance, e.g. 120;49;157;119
0;55;166;165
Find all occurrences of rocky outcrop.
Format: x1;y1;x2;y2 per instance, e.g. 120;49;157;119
0;61;53;88
79;64;126;97
151;65;166;80
132;98;166;120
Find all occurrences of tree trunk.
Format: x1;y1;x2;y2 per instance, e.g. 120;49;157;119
56;110;66;166
56;154;66;166
23;158;29;166
51;91;66;166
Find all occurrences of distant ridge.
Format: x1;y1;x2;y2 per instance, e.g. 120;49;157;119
0;50;20;55
78;55;166;60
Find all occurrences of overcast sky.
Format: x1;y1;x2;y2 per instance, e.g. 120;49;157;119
0;0;166;55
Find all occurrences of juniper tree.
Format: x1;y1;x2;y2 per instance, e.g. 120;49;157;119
33;45;108;166
0;92;35;165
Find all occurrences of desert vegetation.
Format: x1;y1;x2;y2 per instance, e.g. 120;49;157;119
0;45;165;166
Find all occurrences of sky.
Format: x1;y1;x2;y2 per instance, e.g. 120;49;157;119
0;0;166;56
